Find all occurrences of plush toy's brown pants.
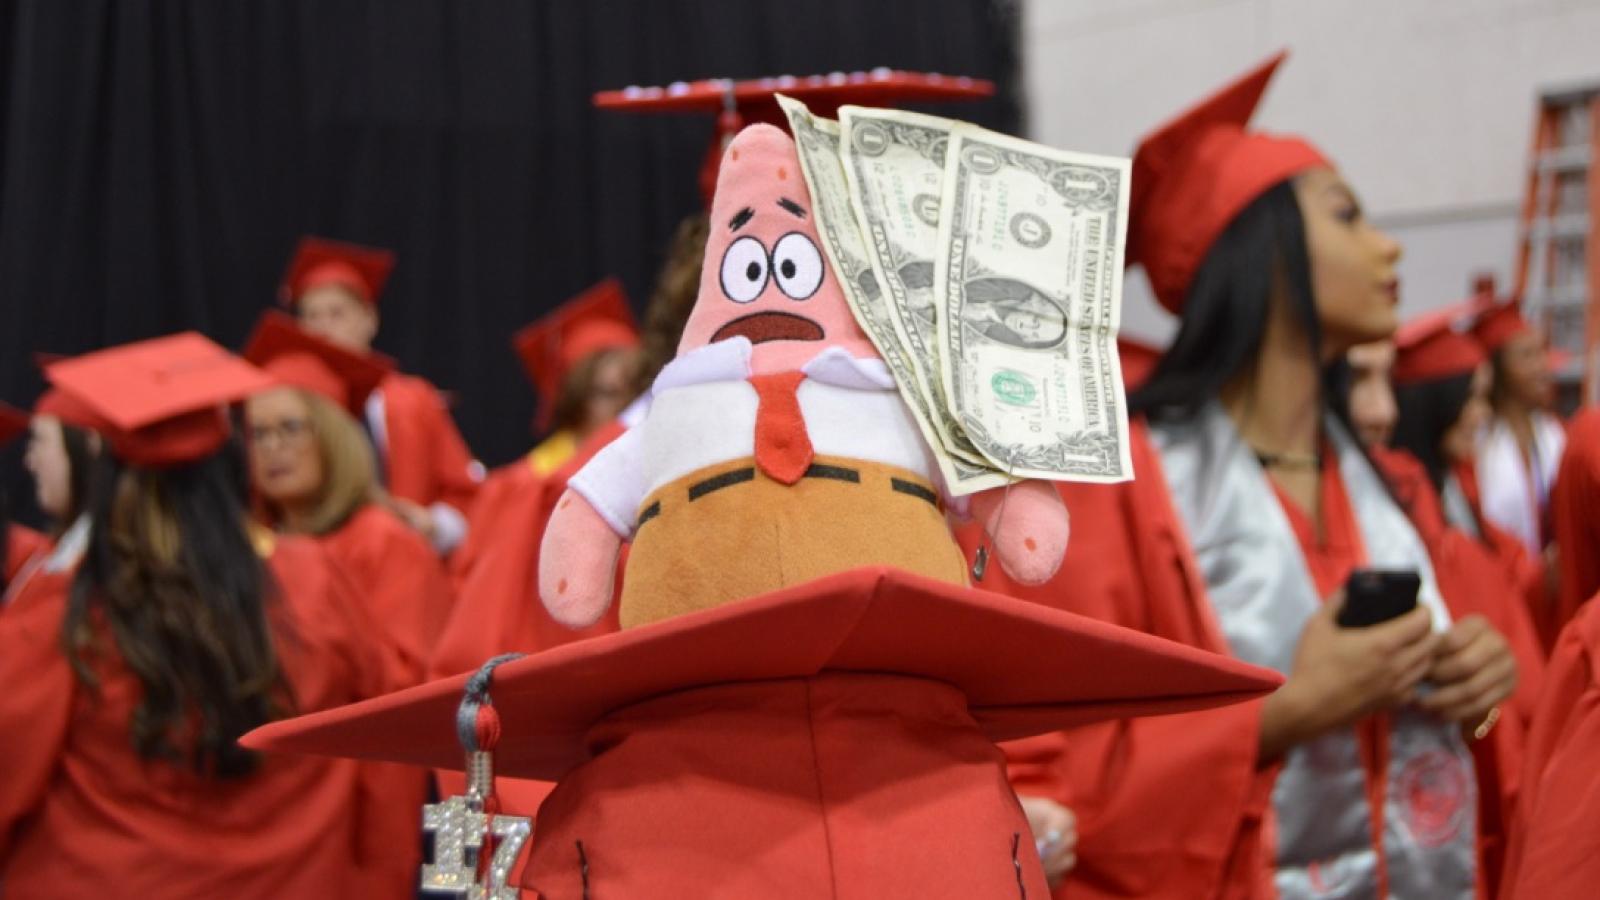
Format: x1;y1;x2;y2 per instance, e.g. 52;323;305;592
620;454;968;628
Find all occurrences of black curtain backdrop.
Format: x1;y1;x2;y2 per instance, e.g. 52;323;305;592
0;0;1023;523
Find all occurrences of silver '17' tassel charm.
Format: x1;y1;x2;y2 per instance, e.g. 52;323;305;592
420;654;532;899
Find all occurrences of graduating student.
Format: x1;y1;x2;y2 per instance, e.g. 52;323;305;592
0;334;405;898
279;236;483;553
1470;285;1565;559
974;53;1516;899
242;311;454;685
515;278;642;477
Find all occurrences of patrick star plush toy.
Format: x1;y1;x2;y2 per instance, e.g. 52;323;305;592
541;123;1069;629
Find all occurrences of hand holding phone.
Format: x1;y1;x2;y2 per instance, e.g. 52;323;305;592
1336;569;1420;628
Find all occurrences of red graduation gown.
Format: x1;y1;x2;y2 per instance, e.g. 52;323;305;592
1373;449;1543;895
0;535;405;899
1500;596;1600;898
377;372;481;514
963;421;1277;900
1551;407;1600;639
1451;460;1554;654
449;457;540;585
3;524;46;586
320;502;455;685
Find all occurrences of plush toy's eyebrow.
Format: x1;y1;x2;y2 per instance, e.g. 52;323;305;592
777;198;806;219
728;207;755;232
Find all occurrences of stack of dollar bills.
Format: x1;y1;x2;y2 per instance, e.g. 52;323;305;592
778;95;1135;494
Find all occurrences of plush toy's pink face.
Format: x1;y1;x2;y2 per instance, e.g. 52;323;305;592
678;123;878;375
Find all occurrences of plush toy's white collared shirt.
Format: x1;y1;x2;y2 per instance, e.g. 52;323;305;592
569;337;944;538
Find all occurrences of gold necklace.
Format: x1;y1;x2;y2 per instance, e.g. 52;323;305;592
1252;447;1322;471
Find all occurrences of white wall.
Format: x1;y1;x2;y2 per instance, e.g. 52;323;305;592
1023;0;1600;345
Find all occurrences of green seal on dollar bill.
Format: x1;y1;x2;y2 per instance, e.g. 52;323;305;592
990;369;1037;406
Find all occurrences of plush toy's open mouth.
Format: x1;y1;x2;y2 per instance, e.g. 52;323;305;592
712;311;825;345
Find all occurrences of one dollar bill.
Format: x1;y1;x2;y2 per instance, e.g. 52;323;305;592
934;128;1134;483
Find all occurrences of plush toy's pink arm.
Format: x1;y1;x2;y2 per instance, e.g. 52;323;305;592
539;489;624;628
967;480;1069;586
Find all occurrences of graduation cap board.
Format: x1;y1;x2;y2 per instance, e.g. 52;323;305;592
242;566;1282;781
595;70;994;204
593;70;994;116
42;333;275;467
242;310;395;414
1392;301;1488;385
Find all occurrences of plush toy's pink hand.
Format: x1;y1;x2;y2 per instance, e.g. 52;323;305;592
968;481;1069;586
539;489;624;628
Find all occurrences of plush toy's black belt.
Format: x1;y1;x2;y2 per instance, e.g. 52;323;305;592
635;463;938;529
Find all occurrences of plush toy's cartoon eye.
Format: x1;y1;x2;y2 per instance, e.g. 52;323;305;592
771;232;824;300
720;236;769;303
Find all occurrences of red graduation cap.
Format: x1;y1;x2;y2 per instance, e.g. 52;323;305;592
1129;52;1330;313
42;333;275;467
1392;300;1487;385
512;278;639;430
1470;302;1533;354
241;566;1281;780
242;310;394;413
278;236;396;308
1467;274;1533;354
595;70;994;205
0;403;29;447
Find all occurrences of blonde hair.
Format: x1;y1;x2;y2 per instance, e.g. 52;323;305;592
263;389;378;536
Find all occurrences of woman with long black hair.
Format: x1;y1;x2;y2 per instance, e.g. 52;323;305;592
0;334;404;898
977;53;1517;899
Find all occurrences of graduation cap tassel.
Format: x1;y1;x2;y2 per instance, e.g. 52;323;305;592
421;653;532;899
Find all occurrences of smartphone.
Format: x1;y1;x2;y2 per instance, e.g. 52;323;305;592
1336;569;1420;628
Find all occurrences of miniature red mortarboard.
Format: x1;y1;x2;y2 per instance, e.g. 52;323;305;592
513;278;639;430
595;70;994;205
1392;300;1488;385
242;310;394;413
0;403;29;447
241;566;1281;780
278;236;396;308
1129;52;1330;313
41;333;275;467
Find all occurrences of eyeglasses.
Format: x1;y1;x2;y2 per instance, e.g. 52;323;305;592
248;418;313;447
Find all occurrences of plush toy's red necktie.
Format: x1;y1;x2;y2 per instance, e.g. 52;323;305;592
749;371;812;485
